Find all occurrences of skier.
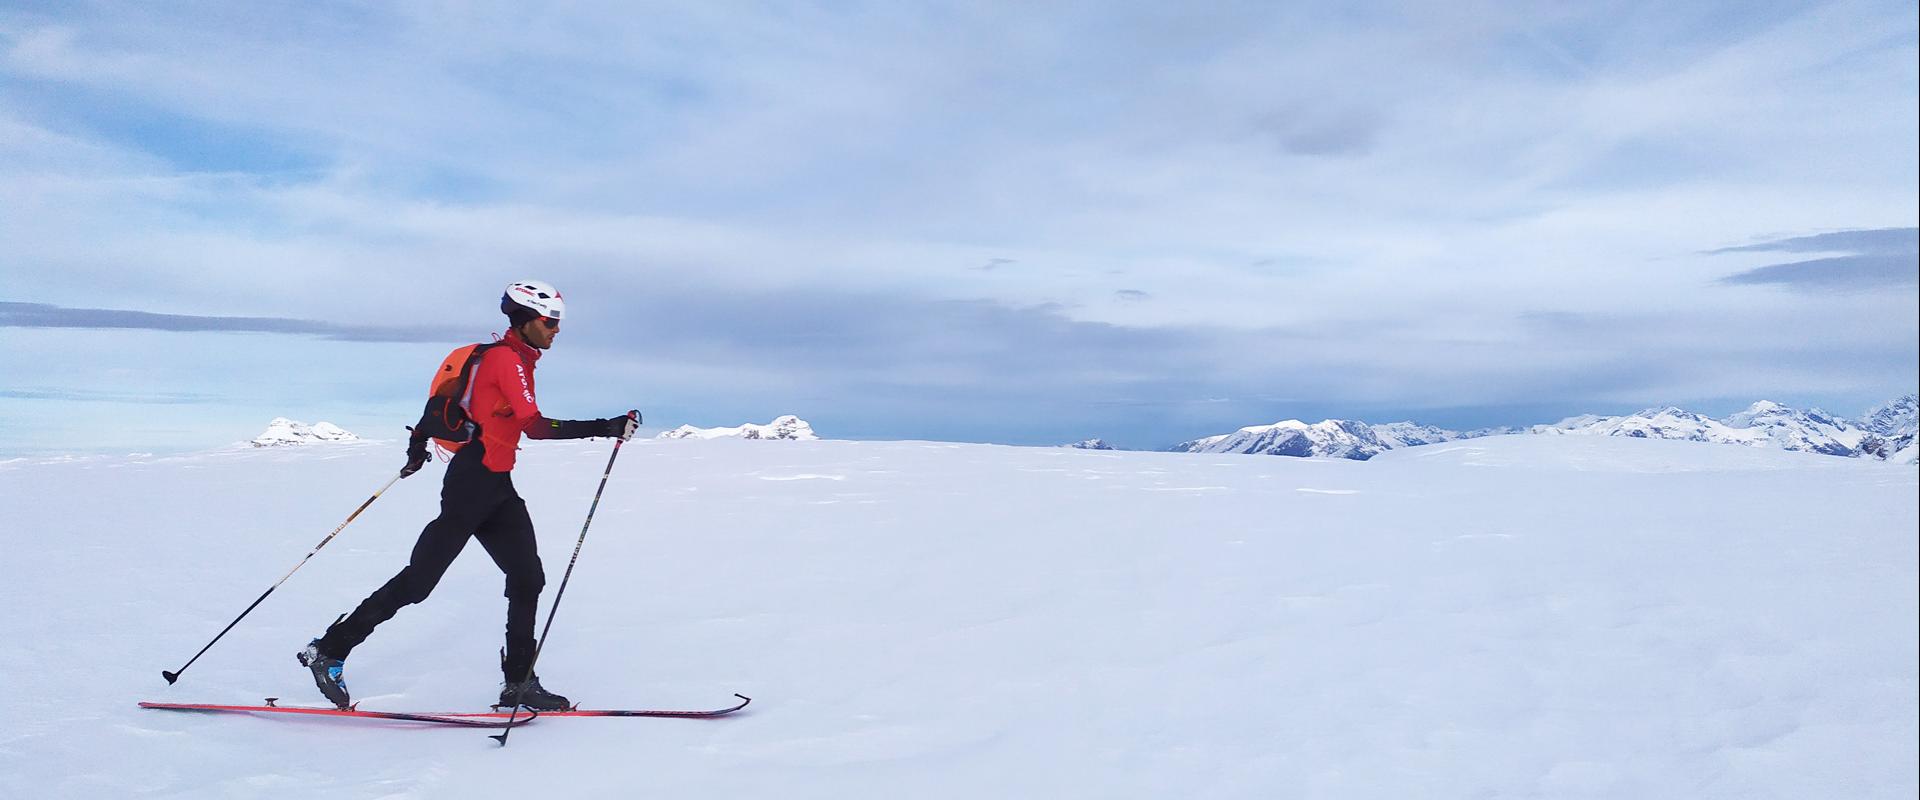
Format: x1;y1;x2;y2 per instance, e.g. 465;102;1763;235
298;280;638;711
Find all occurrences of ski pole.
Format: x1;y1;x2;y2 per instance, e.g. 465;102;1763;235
492;411;636;746
161;471;404;684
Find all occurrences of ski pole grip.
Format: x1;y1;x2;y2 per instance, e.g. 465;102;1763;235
627;409;641;424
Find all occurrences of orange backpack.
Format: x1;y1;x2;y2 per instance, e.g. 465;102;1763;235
411;342;501;452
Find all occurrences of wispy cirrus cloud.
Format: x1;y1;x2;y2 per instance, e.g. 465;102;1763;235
1714;227;1919;291
0;387;217;404
1719;254;1918;291
1709;227;1918;255
0;301;469;342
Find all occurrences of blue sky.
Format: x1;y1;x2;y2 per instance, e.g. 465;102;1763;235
2;1;1915;454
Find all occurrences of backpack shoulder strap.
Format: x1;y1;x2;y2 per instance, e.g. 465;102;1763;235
455;341;504;414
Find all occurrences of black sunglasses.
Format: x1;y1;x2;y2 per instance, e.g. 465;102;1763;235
538;317;561;330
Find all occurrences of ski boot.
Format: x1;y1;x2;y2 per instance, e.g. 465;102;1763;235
297;639;352;709
498;674;572;711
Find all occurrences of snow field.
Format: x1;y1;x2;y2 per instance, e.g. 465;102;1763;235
0;435;1913;798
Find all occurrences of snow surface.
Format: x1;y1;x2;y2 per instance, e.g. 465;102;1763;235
2;435;1915;798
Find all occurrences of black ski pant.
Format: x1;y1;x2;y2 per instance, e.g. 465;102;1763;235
317;441;546;681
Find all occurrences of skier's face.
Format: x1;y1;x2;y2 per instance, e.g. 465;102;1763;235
522;317;559;349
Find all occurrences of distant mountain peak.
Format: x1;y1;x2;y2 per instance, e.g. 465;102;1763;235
1370;422;1466;448
251;418;359;447
1862;394;1918;437
657;415;819;441
1171;418;1387;460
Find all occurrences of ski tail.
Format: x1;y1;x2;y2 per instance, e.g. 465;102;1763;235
138;701;536;729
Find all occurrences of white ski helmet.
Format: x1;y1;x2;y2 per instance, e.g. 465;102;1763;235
501;280;566;321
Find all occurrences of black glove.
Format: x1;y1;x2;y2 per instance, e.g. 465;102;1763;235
401;433;431;478
602;413;639;442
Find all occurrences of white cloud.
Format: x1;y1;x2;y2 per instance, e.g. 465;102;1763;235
0;1;1914;448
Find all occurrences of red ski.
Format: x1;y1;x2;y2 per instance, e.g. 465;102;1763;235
137;699;534;728
445;694;751;719
139;694;749;724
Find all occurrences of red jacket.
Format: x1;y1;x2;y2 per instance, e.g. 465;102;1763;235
469;328;556;472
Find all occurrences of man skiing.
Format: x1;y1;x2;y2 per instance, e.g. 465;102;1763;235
298;280;638;711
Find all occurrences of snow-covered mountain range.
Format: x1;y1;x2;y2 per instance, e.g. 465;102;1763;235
1862;395;1919;438
249;418;359;447
656;415;819;441
1168;395;1919;463
1172;419;1394;460
1168;419;1528;460
1533;397;1915;463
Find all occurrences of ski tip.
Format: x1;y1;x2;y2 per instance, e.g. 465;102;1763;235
161;670;179;684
